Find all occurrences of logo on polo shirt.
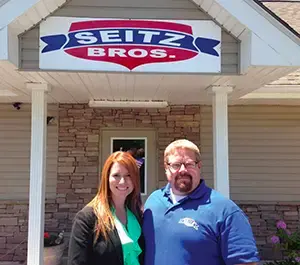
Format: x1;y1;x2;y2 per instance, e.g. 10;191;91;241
179;217;199;231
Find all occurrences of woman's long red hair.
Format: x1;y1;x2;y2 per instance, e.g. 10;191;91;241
87;151;142;242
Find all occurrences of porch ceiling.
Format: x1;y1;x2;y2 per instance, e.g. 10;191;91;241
0;61;293;104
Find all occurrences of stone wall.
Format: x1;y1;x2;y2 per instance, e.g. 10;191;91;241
0;199;63;262
56;104;201;231
239;203;300;260
0;104;201;262
1;200;299;262
0;201;28;262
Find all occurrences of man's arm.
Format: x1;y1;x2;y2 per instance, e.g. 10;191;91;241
220;210;260;265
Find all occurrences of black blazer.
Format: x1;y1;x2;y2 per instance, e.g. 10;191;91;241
68;206;144;265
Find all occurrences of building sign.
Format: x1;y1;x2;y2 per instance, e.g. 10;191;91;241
39;17;221;73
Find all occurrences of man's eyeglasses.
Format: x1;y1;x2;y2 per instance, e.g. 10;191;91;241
167;161;199;172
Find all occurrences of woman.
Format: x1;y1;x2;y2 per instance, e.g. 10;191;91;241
68;151;144;265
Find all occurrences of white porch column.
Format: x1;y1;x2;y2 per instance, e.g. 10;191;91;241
26;83;50;265
211;86;233;198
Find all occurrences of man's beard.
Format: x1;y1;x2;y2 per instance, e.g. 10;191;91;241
174;173;193;193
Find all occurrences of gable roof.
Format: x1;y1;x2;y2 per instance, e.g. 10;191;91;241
260;1;300;86
255;1;300;38
248;1;300;97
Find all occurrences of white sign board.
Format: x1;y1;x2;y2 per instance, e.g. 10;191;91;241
39;17;221;73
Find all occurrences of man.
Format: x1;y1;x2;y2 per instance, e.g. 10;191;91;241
126;147;137;157
143;139;259;265
135;148;145;169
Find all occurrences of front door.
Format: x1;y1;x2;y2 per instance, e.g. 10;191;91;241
101;129;157;202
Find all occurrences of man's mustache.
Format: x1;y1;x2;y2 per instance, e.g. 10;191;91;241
175;173;192;180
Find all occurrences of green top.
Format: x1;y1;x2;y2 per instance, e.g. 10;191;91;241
112;207;142;265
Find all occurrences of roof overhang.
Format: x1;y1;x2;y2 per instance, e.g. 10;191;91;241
0;0;300;104
0;26;18;65
0;0;66;64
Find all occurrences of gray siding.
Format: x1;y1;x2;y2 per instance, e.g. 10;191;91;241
0;104;58;200
201;105;300;202
19;0;239;74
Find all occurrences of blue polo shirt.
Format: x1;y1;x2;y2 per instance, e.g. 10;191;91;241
143;180;260;265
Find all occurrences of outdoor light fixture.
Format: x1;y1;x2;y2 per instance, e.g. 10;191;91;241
47;116;55;125
88;100;169;108
12;102;22;110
